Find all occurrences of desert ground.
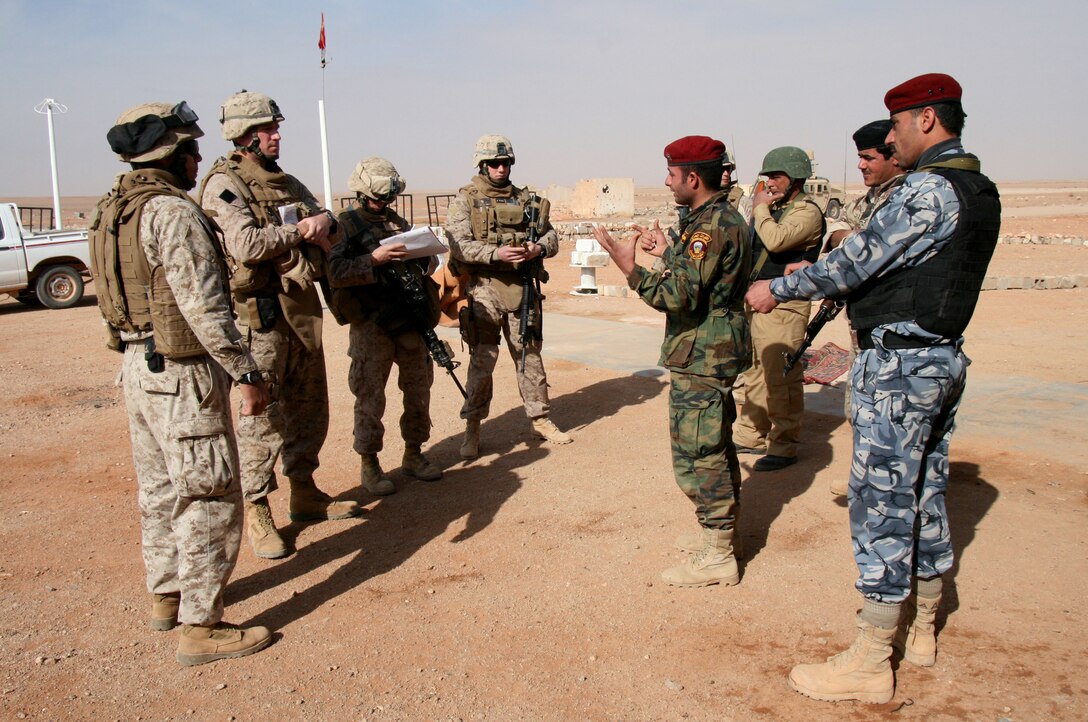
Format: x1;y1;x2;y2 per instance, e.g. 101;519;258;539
1;182;1086;721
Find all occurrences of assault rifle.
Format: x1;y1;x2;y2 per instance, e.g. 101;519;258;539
388;262;468;398
517;194;545;372
782;298;846;376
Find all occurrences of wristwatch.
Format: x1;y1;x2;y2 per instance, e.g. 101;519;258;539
238;370;262;385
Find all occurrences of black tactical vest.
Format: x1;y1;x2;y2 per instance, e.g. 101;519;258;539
751;197;824;280
847;165;1001;338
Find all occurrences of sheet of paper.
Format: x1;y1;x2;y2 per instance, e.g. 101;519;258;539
379;226;449;260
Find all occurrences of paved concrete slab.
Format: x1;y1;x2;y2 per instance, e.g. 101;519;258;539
440;313;1088;467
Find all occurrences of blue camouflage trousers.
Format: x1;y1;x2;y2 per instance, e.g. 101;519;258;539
669;372;741;530
848;337;968;603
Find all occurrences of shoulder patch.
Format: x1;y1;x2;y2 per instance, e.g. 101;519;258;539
687;231;711;260
218;189;238;204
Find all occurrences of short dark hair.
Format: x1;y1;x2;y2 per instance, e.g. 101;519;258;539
679;162;723;191
913;101;966;136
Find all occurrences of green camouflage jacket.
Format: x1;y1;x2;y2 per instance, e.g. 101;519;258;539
628;190;752;377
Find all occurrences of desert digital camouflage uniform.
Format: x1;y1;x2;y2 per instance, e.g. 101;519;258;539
734;193;823;457
446;176;560;421
725;183;744;211
771;138;1000;603
200;155;330;502
95;185;258;625
824;174;905;247
627;190;751;530
327;204;436;454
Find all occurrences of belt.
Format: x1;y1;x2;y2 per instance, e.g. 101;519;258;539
853;328;950;351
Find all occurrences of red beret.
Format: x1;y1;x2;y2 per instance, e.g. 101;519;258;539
884;73;963;115
664;136;725;166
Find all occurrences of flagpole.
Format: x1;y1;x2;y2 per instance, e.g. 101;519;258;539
318;12;333;209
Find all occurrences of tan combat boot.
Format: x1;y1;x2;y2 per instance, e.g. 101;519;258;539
360;454;395;496
675;523;744;559
532;417;573;444
460;420;481;460
661;527;740;587
789;617;897;704
150;592;180;632
176;622;273;667
894;591;941;667
246;498;288;559
289;478;362;521
829;476;848;496
402;445;442;481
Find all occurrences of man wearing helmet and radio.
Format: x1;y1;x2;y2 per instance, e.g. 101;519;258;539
200;90;360;561
732;146;824;472
327;157;443;496
446;135;572;459
90;101;272;665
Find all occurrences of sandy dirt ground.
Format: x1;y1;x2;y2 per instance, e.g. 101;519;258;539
1;184;1086;721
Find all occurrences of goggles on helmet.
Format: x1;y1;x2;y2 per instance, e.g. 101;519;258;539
107;101;199;157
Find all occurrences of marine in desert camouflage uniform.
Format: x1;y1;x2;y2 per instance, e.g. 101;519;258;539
747;74;1001;704
199;91;359;560
446;135;572;459
327;157;443;496
593;136;751;588
90;101;272;665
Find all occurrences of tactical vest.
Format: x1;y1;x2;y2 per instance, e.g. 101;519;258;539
847;160;1001;339
88;169;218;358
462;179;550;249
751;195;825;280
328;206;437;333
198;152;315;296
199;153;326;352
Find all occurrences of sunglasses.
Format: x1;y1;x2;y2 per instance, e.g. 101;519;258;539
484;159;512;169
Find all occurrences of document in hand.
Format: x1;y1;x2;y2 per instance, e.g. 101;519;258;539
379;226;449;260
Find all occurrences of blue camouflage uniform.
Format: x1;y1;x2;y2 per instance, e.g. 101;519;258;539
770;138;998;603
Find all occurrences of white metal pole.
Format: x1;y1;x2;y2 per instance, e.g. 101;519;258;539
35;99;67;229
319;100;332;209
45;105;62;228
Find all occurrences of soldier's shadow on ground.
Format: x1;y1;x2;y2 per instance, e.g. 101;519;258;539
738;384;846;566
939;460;998;629
227;373;667;630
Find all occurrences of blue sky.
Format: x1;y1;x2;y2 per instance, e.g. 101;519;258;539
1;0;1083;198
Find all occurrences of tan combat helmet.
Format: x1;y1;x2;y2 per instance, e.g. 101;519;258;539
107;101;203;163
722;145;736;171
348;157;406;202
473;134;515;169
219;90;285;141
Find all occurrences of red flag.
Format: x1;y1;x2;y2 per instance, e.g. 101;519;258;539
318;13;326;68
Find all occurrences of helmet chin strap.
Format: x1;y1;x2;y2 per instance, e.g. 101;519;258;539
237;132;268;162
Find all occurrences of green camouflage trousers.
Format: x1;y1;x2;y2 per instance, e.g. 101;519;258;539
236;314;330;502
121;344;242;625
348;318;434;454
669;372;741;530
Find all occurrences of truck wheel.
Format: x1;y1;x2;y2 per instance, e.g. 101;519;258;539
825;199;842;220
35;265;84;309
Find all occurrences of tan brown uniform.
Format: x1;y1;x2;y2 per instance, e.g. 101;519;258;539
446;175;559;421
734;192;823;457
199;152;330;501
90;169;258;625
327;204;438;455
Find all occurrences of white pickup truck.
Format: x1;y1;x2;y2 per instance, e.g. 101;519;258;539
0;202;91;309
